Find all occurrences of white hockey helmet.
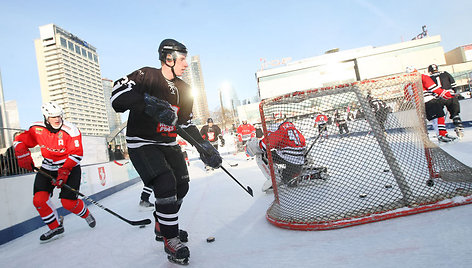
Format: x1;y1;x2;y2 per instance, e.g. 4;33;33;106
41;102;63;118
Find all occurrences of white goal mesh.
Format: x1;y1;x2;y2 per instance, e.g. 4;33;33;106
259;73;472;230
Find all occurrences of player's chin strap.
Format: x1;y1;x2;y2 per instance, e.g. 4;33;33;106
164;58;177;80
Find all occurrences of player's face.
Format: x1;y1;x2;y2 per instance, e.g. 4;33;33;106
173;53;188;76
47;116;62;129
208;122;213;127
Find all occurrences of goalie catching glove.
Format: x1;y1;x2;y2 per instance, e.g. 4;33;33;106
14;142;34;171
197;141;222;168
143;93;178;126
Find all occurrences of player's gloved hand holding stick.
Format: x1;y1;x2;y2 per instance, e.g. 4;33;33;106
176;125;253;197
197;140;222;168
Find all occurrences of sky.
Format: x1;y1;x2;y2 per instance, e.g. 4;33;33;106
1;128;472;267
1;0;472;129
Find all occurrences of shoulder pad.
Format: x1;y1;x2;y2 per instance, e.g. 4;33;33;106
61;120;81;137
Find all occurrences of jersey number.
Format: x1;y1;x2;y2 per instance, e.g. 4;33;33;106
288;130;301;145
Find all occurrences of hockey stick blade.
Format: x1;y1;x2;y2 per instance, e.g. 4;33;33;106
224;159;238;167
33;167;152;226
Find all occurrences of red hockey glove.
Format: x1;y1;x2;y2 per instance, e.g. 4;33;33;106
54;167;71;188
15;142;34;171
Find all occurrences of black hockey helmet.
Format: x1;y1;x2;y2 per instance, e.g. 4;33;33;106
428;64;438;73
158;39;188;63
207;118;213;123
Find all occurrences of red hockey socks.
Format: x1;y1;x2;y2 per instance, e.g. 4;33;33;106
33;191;60;230
437;117;447;137
61;198;90;218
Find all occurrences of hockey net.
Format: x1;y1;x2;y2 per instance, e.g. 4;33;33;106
259;73;472;230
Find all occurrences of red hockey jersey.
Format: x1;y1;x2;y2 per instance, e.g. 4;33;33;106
14;120;83;171
237;123;256;142
315;114;328;124
260;121;306;164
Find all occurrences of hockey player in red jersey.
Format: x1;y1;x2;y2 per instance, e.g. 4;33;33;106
428;64;464;138
236;119;256;158
247;117;307;187
406;66;456;143
14;102;95;242
314;113;328;139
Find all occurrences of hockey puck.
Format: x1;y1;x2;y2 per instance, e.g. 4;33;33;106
139;225;146;228
359;193;367;198
206;236;215;243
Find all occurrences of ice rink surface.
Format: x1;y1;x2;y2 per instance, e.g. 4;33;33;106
1;129;472;268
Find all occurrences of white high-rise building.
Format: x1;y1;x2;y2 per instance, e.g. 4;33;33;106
182;55;210;125
34;24;109;136
102;78;121;133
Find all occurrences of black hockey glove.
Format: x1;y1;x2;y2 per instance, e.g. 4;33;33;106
143;93;177;126
198;141;222;168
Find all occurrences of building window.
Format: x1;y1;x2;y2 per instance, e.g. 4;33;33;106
75;45;81;55
68;41;74;51
93;54;98;63
60;37;67;48
87;51;93;60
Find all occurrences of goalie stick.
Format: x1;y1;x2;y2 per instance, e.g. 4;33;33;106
33;167;152;226
175;125;253;197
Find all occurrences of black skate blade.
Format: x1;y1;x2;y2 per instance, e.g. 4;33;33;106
167;255;189;265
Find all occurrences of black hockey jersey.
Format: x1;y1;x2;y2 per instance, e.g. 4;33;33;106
111;67;194;147
429;71;457;93
200;125;222;145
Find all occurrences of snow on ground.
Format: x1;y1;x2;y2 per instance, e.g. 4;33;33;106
1;130;472;268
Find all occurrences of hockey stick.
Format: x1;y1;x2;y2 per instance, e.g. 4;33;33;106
223;159;238;167
304;125;326;158
176;126;253;197
33;167;152;226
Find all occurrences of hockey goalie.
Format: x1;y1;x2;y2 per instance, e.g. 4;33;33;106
246;118;328;192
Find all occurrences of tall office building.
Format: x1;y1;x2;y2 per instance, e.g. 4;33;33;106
182;55;210;125
34;24;109;136
102;78;121;133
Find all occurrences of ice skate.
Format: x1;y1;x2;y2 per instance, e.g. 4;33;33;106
40;216;64;243
438;135;455;143
154;220;188;242
164;237;190;265
455;127;464;138
85;213;96;228
139;199;154;210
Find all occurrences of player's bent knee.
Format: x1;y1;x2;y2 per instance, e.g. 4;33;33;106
152;172;177;199
176;181;189;200
33;191;50;208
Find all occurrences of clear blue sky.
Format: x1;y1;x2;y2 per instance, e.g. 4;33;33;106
1;0;471;129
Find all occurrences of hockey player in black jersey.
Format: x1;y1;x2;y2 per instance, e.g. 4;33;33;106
111;39;222;265
200;118;225;171
428;64;464;138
